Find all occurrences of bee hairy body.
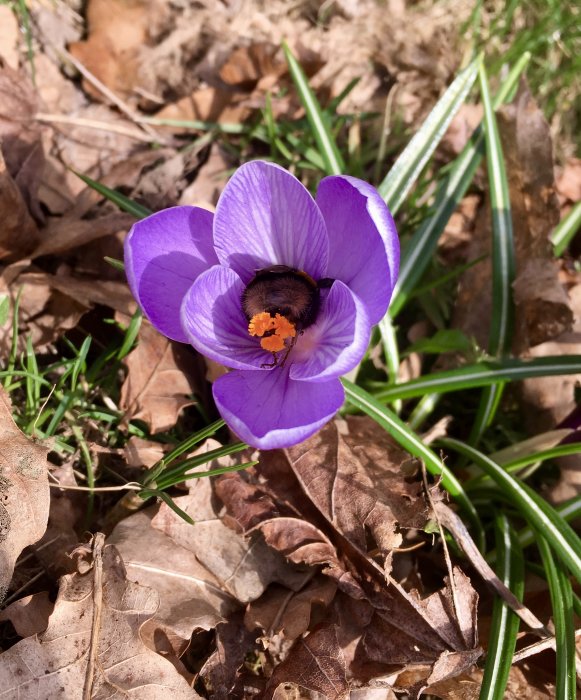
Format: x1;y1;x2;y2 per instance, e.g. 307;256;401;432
242;266;320;329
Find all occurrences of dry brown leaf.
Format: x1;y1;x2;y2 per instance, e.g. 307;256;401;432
556;157;581;205
31;211;135;258
217;421;480;688
0;63;44;218
69;0;169;100
521;282;581;454
265;624;349;700
0;267;86;355
256;516;365;599
179;144;230;209
425;665;554;699
124;436;166;468
218;42;282;90
154;85;249;127
0;387;49;603
151;459;310;603
0;6;20;70
245;577;337;645
109;509;236;656
120;321;203;433
0;149;39;260
0;590;53;637
285;420;427;573
0;534;202;697
198;611;258;700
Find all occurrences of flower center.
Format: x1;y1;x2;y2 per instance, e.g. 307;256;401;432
248;311;296;353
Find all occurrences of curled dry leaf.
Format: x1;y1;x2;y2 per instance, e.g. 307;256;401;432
0;387;49;603
120;320;205;433
0;149;39;260
0;533;201;698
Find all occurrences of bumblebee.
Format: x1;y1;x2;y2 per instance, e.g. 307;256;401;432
242;265;333;367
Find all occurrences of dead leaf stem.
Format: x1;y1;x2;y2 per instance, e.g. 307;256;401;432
83;533;105;700
35;112;157;143
433;501;551;637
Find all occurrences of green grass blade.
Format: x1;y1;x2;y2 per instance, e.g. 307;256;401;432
551;201;581;257
537;536;577;700
342;379;483;544
144;419;227;486
378;315;401;412
486;497;581;563
282;42;345;175
479;513;524;700
3;287;22;390
389;53;530;318
0;295;9;326
479;62;515;359
138;117;245;134
408;393;441;431
372;355;581;402
71;336;92;391
24;335;40;415
440;438;581;582
73;171;151;218
467;443;581;488
155;452;255;491
468;64;515;445
378;56;481;213
117;310;143;360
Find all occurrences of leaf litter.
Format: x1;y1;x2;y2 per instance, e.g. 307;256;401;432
0;0;579;697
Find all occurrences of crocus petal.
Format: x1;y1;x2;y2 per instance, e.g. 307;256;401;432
213;161;329;283
289;280;370;382
213;368;344;449
125;206;218;343
181;265;271;371
316;175;399;324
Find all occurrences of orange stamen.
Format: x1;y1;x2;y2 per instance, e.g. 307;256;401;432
248;312;275;337
272;314;296;340
248;312;297;357
260;335;286;352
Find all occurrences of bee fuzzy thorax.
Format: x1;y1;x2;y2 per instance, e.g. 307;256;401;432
242;265;323;366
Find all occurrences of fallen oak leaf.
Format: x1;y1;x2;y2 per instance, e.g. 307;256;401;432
0;533;202;698
0;386;49;604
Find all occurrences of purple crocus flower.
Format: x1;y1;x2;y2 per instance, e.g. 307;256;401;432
124;161;399;449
